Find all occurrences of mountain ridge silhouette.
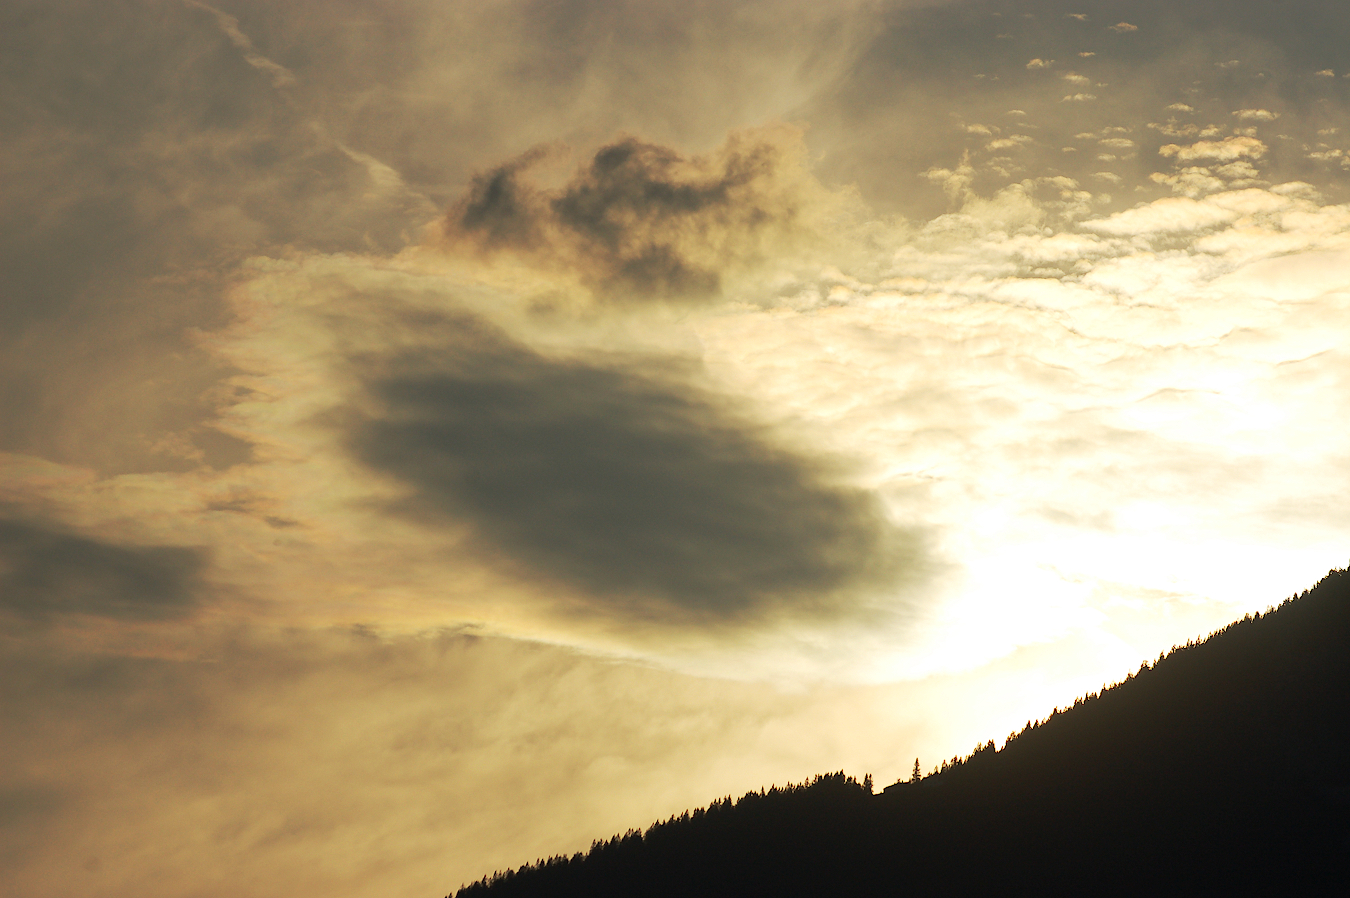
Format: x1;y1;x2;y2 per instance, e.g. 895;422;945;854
451;566;1350;896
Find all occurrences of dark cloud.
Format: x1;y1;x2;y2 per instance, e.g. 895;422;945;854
344;314;921;626
445;133;809;303
0;517;207;621
549;138;753;297
457;147;553;251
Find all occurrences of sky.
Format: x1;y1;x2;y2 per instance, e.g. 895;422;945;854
4;0;1350;894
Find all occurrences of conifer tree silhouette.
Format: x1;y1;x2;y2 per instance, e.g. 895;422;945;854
450;566;1350;898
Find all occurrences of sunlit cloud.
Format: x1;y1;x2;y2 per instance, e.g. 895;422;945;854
1233;108;1280;121
1159;136;1267;164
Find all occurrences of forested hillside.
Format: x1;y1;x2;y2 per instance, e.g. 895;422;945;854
451;567;1350;896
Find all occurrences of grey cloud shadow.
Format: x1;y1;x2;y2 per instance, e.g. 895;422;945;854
0;517;208;621
343;314;925;627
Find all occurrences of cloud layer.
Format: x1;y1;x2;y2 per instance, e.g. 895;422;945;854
7;2;1350;896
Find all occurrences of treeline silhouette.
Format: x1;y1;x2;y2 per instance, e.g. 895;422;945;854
451;567;1350;896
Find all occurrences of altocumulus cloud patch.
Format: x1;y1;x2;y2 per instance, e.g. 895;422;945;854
343;314;923;626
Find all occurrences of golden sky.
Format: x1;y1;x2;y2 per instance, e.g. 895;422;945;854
5;1;1350;894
